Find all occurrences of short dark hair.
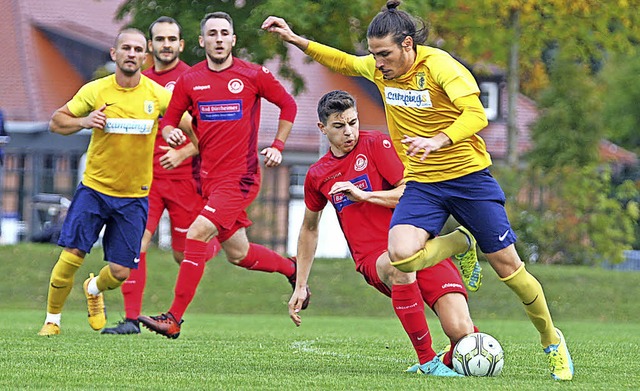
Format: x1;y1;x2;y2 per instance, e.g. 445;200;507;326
148;16;182;40
317;90;357;125
367;0;428;49
200;12;234;35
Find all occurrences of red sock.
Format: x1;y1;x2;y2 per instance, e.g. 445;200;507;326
204;237;222;263
122;252;146;320
236;243;295;277
443;325;480;367
392;282;436;364
169;239;208;321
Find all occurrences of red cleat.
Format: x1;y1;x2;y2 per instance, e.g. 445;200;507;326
138;312;183;339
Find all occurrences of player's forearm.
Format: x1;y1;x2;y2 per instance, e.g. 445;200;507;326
272;119;294;149
296;228;319;287
364;184;406;208
49;111;85;135
442;95;489;144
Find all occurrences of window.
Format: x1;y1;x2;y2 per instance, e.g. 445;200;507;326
479;82;499;121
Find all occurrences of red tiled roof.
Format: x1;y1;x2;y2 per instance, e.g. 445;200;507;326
0;0;127;121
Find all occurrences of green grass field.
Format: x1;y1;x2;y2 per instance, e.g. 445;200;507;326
1;243;639;390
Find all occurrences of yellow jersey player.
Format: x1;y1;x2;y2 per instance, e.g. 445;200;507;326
38;28;191;336
263;0;573;381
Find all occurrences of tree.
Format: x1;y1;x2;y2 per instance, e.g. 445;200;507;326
600;52;640;154
116;0;385;93
512;51;639;265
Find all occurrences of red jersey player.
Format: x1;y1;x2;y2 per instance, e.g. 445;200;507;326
138;12;304;339
102;17;220;335
290;90;478;376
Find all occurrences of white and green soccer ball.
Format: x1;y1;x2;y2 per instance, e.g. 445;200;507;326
452;332;504;377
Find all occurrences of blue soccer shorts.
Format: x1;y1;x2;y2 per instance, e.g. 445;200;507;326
390;168;517;254
57;183;148;268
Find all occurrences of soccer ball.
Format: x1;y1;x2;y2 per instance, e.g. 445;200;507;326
452;332;504;376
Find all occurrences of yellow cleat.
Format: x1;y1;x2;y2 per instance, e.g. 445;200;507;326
544;328;574;381
453;226;482;292
37;322;60;336
83;273;106;330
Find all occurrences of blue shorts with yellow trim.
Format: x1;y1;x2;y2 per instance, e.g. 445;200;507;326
390;168;517;254
57;183;148;268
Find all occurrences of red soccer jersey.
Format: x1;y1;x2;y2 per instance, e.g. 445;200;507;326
162;59;297;181
143;60;192;180
304;130;404;265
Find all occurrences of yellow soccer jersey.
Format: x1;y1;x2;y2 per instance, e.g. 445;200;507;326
306;41;492;183
66;74;171;197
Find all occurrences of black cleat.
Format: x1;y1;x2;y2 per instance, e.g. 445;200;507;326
101;318;141;335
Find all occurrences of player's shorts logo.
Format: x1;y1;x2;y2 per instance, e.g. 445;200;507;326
383;139;392;149
261;66;270;74
354;154;368;171
228;78;244;94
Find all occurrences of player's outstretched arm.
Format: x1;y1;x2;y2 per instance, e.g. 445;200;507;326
50;104;106;135
289;208;322;326
261;16;310;51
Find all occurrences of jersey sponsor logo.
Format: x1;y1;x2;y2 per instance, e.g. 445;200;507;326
322;172;342;183
198;100;243;121
383;139;392;149
228;78;244;94
164;81;176;91
331;174;372;212
144;100;155;115
416;72;427;90
354;154;368;171
384;87;432;108
103;118;154;134
193;85;211;90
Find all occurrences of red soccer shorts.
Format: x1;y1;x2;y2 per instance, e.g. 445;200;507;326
146;177;203;252
199;174;260;243
357;254;467;308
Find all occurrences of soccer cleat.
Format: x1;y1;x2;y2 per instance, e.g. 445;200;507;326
83;273;107;330
287;257;311;310
138;312;183;339
544;328;574;381
101;318;140;335
453;226;482;292
406;356;463;377
37;322;60;336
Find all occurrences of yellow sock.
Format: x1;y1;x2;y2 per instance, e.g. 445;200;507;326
96;265;124;291
501;264;560;347
392;229;470;269
47;251;84;313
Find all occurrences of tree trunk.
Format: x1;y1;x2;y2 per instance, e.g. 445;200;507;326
507;8;520;166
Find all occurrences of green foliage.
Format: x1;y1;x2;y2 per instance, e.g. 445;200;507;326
527;51;601;169
426;1;640;96
508;50;639;265
600;51;640;154
513;167;637;265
